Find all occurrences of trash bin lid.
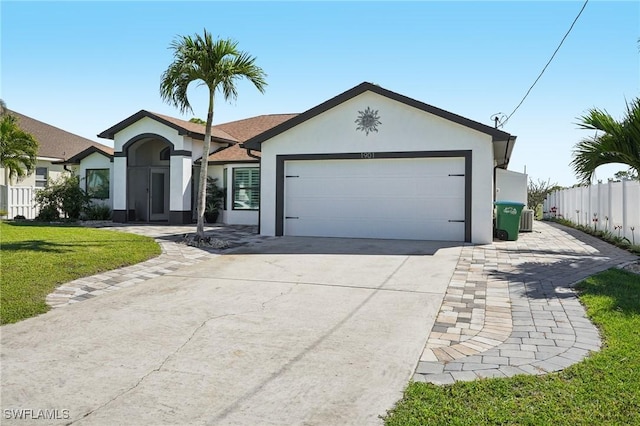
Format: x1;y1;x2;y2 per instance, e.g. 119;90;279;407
494;201;525;207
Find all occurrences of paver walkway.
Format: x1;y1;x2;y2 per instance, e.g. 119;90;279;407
46;223;272;308
414;221;638;384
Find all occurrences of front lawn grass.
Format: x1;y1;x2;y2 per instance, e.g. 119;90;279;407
0;222;161;324
385;268;640;425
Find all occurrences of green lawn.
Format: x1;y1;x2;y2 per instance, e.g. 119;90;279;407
0;222;161;324
385;268;640;425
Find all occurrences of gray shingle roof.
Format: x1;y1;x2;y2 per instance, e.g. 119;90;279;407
10;110;113;160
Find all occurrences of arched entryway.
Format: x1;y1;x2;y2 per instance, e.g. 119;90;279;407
124;134;172;222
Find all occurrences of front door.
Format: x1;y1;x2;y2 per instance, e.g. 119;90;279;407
149;168;169;221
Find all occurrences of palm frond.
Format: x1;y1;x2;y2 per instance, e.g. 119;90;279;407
0;114;39;181
572;98;640;183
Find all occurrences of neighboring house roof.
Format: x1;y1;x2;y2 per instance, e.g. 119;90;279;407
9;110;113;161
97;110;238;143
242;82;516;167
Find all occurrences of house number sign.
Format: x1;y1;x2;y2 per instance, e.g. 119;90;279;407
361;152;375;159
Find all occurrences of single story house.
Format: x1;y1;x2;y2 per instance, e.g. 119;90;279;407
4;83;526;244
0;110;114;219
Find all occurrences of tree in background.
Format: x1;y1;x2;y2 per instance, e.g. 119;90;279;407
528;178;560;218
160;29;266;238
571;98;640;184
0;102;38;182
612;169;639;181
189;117;206;125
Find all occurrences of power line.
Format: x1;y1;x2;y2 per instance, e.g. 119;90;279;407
498;0;589;128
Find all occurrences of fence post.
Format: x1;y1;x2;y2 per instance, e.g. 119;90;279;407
607;180;612;232
622;179;628;240
585;185;595;227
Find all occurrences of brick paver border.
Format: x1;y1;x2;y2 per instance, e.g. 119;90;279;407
46;224;269;308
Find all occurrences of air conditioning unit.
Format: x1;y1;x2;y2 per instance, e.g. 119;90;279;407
520;209;534;232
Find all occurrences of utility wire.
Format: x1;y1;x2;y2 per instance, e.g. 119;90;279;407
499;0;589;128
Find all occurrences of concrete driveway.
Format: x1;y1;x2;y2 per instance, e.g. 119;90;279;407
1;237;461;425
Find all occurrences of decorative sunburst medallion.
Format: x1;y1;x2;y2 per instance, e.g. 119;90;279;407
355;107;381;136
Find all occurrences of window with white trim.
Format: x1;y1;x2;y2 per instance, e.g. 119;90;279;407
35;167;47;188
233;168;259;210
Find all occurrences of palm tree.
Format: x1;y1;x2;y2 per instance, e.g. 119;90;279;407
160;30;266;238
571;98;640;184
0;113;39;182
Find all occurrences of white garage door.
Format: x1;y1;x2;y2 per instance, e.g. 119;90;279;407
283;157;466;241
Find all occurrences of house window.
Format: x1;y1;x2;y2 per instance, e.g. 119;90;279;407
35;167;47;188
86;169;110;199
233;168;259;210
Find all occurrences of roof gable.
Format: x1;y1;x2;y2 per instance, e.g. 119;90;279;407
63;145;114;164
97;110;238;143
10;110;112;161
243;82;513;151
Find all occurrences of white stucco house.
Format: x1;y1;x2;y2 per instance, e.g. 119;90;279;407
6;82;526;244
0;110;113;219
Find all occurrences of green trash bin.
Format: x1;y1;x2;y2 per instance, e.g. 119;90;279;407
494;201;525;241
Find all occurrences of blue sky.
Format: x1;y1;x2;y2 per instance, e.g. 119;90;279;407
2;1;638;186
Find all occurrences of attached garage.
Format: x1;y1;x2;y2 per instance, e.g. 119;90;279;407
281;154;470;241
244;82;517;244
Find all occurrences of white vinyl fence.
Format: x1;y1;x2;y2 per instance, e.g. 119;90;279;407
544;179;640;245
0;186;40;219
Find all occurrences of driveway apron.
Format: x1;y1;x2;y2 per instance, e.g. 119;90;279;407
0;236;461;425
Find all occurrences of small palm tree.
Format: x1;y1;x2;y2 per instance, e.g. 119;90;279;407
0;113;39;182
160;30;266;238
571;98;640;184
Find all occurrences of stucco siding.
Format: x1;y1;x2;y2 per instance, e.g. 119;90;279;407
259;91;495;243
495;168;528;206
171;155;192;212
113;117;182;152
78;152;113;209
113;157;127;211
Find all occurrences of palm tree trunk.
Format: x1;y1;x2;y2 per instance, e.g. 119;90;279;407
196;91;215;238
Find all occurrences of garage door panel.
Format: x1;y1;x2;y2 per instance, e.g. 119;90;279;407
286;158;464;176
286;175;463;198
284;157;466;242
286;196;465;221
286;217;464;241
